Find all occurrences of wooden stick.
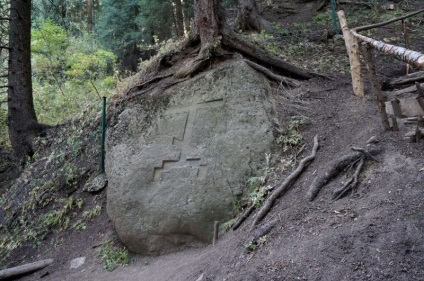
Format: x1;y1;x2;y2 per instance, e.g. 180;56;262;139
402;19;410;75
416;96;424;111
252;135;319;227
416;82;424;97
337;10;364;97
213;221;219;246
391;116;399;131
362;44;391;131
0;259;53;280
416;126;421;143
391;98;402;118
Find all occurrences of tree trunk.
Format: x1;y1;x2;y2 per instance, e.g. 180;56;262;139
87;0;94;33
175;0;313;80
173;0;185;37
233;0;275;34
8;0;40;161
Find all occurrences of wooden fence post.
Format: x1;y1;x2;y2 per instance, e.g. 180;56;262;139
337;10;364;97
362;44;391;131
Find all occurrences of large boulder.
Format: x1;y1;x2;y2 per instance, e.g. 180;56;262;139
106;61;277;255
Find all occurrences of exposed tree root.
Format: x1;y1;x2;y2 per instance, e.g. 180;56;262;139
243;60;300;87
250;218;278;242
126;73;173;95
122;0;316;101
252;135;319;227
232;204;255;231
332;158;364;200
307;147;382;201
220;27;314;79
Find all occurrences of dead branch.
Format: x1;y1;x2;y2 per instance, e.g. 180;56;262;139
0;259;53;280
307;147;382;201
252;135;319;227
332;157;365;200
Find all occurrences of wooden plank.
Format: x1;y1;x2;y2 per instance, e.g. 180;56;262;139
391;98;402;117
395;82;424;95
386;98;424;117
0;259;53;280
337;10;364;97
384;71;424;88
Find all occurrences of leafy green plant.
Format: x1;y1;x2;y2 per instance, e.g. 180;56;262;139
98;238;131;271
72;220;86;231
83;205;102;219
31;20;116;125
276;116;307;151
220;219;236;233
246;241;257;251
246;235;267;252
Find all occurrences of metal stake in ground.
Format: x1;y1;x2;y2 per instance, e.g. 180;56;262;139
101;96;106;173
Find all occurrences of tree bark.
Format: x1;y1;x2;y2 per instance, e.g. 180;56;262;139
8;0;41;161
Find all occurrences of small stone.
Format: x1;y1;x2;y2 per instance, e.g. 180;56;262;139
405;131;416;138
83;174;108;193
366;136;379;144
195;273;204;281
70;257;86;269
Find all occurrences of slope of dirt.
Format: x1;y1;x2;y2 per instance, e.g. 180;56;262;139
2;1;424;281
19;73;424;281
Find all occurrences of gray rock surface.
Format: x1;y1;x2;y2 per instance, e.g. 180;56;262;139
106;61;277;255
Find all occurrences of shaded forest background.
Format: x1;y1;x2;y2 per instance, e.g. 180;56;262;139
0;0;241;146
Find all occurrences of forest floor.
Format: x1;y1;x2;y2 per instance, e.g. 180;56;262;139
1;1;424;280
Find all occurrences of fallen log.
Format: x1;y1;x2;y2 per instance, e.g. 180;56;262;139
0;259;53;280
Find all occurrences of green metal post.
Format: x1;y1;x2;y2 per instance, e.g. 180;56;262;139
101;96;106;174
330;0;339;34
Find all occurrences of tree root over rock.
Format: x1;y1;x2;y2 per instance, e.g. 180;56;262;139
307;147;382;201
